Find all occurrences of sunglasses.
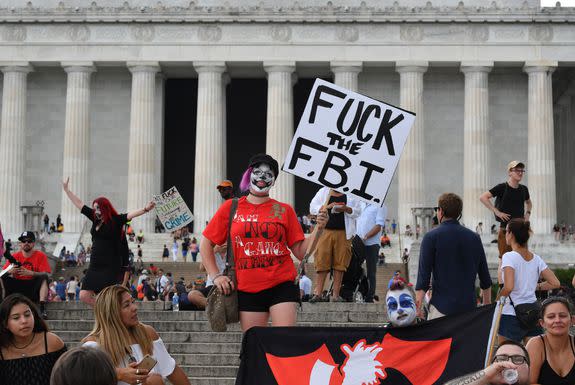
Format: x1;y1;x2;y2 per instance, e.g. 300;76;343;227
20;240;34;244
493;354;527;365
511;169;526;173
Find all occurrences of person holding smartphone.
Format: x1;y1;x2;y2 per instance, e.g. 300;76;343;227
82;285;190;385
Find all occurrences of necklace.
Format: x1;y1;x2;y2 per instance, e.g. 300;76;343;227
11;333;35;356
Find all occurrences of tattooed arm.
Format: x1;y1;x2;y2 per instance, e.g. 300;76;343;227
443;361;518;385
443;370;488;385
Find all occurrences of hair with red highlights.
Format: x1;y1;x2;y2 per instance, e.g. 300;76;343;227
92;197;119;224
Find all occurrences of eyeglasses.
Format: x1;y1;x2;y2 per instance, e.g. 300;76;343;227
434;206;440;211
511;169;526;174
493;354;527;365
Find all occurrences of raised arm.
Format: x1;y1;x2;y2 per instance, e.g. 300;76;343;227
126;201;155;221
62;177;84;210
443;360;517;385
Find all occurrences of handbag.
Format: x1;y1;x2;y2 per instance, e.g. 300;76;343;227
206;198;239;332
509;295;541;330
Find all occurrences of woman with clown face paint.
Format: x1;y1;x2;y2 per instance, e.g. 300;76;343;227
201;154;329;332
62;178;155;305
385;279;418;328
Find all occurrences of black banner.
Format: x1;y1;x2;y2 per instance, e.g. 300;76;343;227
236;304;496;385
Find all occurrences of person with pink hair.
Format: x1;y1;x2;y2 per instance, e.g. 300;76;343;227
62;178;156;305
201;154;328;332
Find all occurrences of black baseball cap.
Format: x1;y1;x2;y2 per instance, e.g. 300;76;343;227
18;231;36;242
248;153;279;178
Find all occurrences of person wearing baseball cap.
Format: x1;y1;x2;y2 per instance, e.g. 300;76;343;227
1;231;51;318
480;160;532;284
216;180;235;200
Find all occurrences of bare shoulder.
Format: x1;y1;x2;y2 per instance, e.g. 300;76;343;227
46;332;66;352
81;335;97;344
526;335;544;355
142;323;159;340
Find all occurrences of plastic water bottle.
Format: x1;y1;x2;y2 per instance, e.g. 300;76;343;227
172;294;179;312
502;368;518;384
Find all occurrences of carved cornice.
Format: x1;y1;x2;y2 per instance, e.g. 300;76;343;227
1;3;575;24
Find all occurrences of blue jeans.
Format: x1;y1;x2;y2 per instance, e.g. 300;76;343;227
364;244;379;302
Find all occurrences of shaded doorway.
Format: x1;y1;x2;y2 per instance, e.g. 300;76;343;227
163;79;198;210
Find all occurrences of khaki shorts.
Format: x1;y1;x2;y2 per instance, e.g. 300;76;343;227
497;228;512;258
314;229;352;272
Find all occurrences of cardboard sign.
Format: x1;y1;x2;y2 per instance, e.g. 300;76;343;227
153;186;194;231
283;79;415;206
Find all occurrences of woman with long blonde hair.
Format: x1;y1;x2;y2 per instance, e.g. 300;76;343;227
82;285;189;385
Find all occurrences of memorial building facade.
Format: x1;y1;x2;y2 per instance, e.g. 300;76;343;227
0;0;574;236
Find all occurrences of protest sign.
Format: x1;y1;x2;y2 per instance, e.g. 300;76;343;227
283;79;415;206
153;186;194;231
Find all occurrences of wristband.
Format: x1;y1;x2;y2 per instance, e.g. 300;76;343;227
143;207;149;212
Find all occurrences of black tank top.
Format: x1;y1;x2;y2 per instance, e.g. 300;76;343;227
325;194;347;230
0;332;67;385
538;335;575;385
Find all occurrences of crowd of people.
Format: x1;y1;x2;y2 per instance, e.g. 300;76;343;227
0;156;574;385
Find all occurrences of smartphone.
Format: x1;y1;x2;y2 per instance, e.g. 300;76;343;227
136;355;158;371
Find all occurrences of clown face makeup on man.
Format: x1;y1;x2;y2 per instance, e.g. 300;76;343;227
250;163;275;195
386;287;417;327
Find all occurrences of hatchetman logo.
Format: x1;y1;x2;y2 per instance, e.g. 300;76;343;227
266;334;451;385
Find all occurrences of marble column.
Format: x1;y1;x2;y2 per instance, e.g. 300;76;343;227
331;61;363;92
396;62;428;231
524;62;557;234
461;63;492;231
264;62;296;207
193;62;226;234
60;62;95;232
126;62;160;233
0;63;32;234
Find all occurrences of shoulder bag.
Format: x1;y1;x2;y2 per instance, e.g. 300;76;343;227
509;295;541;330
206;198;239;332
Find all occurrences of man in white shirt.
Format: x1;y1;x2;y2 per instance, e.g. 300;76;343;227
298;268;312;302
309;187;361;302
356;203;387;303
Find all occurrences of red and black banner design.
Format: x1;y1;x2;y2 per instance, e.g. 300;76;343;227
236;304;496;385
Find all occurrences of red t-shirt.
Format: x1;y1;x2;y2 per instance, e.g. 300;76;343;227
3;250;51;280
203;196;305;293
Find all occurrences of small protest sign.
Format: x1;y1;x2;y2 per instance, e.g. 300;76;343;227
283;79;416;206
153;186;194;231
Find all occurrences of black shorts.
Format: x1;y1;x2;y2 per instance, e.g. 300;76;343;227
238;281;299;312
1;275;48;303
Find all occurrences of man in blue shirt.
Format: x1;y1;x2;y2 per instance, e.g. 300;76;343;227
356;203;387;303
415;193;492;320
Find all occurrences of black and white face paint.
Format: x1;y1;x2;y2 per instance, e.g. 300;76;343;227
93;203;102;219
250;164;275;195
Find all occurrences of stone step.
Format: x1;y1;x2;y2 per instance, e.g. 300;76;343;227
188;377;235;385
68;341;242;355
56;330;243;344
48;319;384;333
173;353;240;366
46;301;387;313
45;309;387;323
182;365;238;378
